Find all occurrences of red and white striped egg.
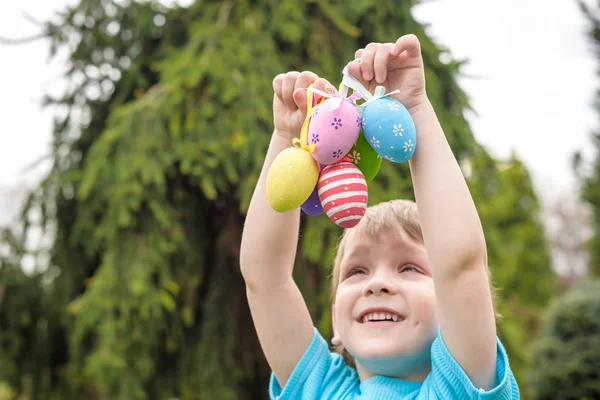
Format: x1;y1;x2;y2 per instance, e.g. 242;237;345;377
317;160;368;228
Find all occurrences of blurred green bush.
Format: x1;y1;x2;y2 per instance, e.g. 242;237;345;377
530;280;600;400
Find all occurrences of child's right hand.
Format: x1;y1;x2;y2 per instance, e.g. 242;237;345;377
272;71;329;140
346;34;428;113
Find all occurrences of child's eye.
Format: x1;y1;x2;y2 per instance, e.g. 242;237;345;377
347;267;367;276
399;264;420;273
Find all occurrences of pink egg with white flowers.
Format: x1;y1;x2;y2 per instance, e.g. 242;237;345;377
307;98;361;165
318;160;368;228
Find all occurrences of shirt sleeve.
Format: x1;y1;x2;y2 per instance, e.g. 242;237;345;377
429;331;520;399
269;328;358;400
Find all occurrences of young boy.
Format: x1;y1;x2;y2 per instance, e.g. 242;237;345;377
240;34;519;399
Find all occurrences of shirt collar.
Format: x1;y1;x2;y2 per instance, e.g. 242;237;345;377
359;375;423;398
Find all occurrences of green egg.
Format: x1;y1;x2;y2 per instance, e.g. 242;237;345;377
347;129;382;182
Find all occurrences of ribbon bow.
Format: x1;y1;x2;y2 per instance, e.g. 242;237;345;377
292;137;316;153
307;83;363;111
341;64;400;113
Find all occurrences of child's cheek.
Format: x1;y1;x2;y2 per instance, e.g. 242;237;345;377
333;289;352;325
416;285;438;324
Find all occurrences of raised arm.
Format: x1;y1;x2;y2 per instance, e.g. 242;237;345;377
240;71;327;388
348;35;497;389
408;99;497;390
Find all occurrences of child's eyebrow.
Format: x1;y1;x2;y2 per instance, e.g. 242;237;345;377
342;246;371;264
343;244;430;270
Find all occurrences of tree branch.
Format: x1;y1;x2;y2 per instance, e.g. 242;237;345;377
0;33;46;46
22;12;44;28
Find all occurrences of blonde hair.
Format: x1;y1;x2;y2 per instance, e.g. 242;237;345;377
329;199;500;363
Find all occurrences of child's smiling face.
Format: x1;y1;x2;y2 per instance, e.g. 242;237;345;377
332;227;439;377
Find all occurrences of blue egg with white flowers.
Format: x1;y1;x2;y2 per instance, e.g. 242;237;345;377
361;97;416;163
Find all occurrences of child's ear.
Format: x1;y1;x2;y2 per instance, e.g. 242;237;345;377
331;305;342;346
331;333;342;346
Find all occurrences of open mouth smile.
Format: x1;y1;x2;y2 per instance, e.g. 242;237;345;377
357;308;405;324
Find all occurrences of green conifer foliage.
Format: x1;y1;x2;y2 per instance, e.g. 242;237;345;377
529;280;600;400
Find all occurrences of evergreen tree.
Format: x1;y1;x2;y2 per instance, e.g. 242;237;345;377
529;280;600;400
0;1;555;398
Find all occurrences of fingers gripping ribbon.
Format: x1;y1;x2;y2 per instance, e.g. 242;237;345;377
341;65;400;114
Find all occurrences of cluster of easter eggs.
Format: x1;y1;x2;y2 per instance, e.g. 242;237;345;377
266;86;417;229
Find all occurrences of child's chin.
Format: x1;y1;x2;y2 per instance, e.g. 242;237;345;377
354;341;409;359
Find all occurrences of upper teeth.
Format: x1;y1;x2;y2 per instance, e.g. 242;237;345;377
362;312;399;323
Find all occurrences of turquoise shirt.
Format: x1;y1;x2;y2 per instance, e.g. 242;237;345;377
269;328;519;399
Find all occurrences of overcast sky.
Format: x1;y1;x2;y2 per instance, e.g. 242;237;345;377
415;0;597;199
0;0;597;229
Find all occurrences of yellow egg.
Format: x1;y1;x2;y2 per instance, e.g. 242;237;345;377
266;147;320;213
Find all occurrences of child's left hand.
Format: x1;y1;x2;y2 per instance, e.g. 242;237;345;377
347;34;427;112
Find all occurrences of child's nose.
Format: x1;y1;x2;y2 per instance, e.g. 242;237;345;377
362;277;398;296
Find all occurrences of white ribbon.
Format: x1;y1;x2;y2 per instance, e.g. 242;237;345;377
307;83;362;110
342;64;401;114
